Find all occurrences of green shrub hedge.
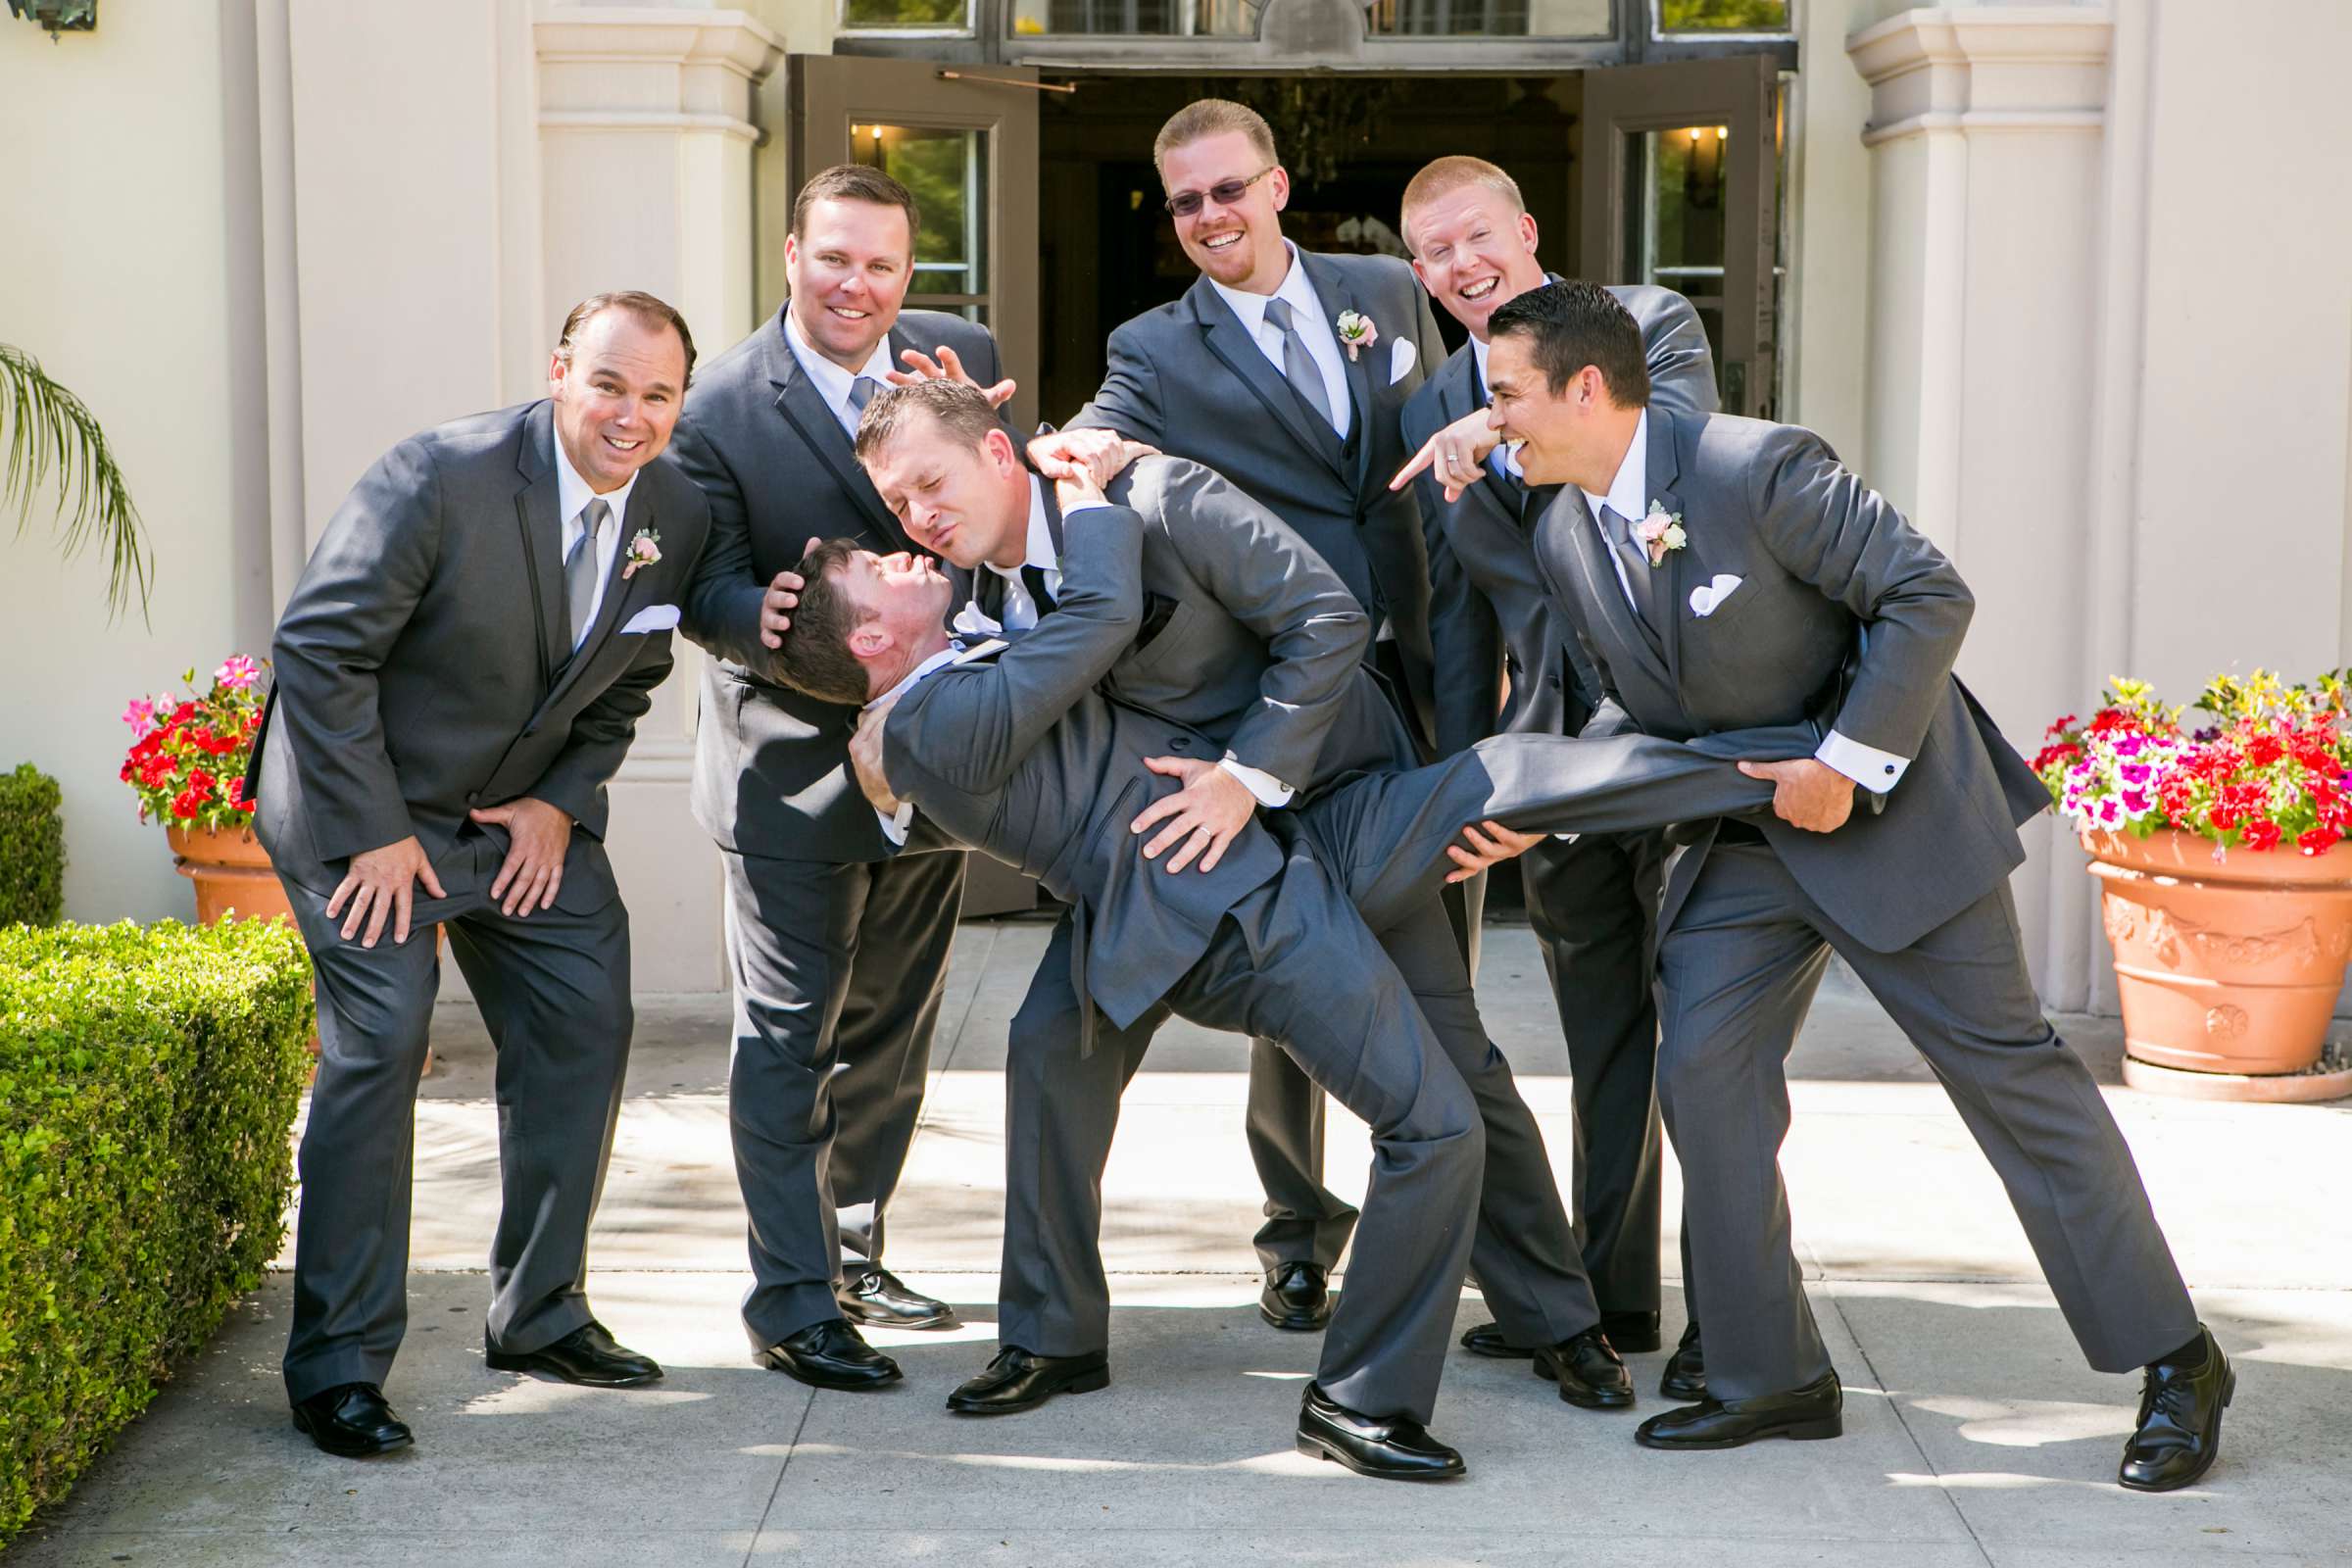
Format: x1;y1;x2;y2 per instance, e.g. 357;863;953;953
0;764;66;927
0;918;314;1546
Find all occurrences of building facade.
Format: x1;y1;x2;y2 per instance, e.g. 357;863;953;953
5;0;2348;1012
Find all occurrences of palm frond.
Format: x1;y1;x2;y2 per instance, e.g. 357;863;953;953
1;342;153;622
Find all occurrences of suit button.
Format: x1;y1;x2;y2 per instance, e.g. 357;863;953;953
466;792;480;807
1885;763;1897;776
1169;736;1192;751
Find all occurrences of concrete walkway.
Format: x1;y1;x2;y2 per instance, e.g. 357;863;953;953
13;918;2351;1566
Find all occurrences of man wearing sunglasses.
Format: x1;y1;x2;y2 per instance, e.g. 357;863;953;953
1029;97;1448;1339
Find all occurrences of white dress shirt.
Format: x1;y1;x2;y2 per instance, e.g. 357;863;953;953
783;306;897;437
1207;242;1350;442
551;432;635;648
1580;412;1910;796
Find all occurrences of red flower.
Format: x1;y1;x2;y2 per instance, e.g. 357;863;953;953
138;755;174;788
2245;734;2285;767
2032;743;2082;772
170;702;198;725
188;767;215;794
2086;709;2132;736
2243;818;2282;851
2045;714;2079;739
2300;826;2342;858
170;788;203;820
225;777;249;808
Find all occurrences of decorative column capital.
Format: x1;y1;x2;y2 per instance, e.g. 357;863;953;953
534;6;785;142
1847;5;2112;147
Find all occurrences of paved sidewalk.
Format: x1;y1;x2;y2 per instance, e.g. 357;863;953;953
14;919;2351;1566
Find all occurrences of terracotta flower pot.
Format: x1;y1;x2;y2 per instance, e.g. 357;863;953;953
2083;827;2352;1077
167;823;296;927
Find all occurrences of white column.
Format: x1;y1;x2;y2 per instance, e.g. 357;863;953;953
1847;6;2113;1006
533;6;785;992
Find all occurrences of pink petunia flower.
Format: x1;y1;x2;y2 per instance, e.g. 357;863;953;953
215;654;261;690
122;697;155;739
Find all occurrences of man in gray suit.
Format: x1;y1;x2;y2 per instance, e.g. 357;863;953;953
776;494;1810;1478
671;165;1006;1392
851;380;1635;1421
249;292;709;1457
1031;96;1451;1332
1482;280;2231;1491
1395;155;1718;1388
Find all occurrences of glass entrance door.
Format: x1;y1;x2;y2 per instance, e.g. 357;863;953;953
1579;55;1781;416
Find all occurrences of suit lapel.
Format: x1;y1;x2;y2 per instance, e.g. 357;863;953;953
1645;408;1689;691
1299;251;1376;494
1188;277;1348;483
513;402;569;687
766;314;907;547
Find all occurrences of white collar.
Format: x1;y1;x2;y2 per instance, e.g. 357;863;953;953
866;636;1005;711
1470;332;1492;392
1580;408;1649;528
551;422;640;535
1206;240;1324;337
986;476;1060;580
782;304;897;411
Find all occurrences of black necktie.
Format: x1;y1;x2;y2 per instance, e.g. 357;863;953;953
1021;564;1058;617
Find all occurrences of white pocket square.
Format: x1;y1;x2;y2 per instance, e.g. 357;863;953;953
1388;337;1417;386
1688;574;1743;618
620;604;681;635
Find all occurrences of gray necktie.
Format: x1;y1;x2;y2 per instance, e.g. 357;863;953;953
566;496;612;649
846;374;878;434
1260;298;1336;432
1599;504;1665;635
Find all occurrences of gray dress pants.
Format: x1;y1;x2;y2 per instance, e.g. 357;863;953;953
278;828;633;1405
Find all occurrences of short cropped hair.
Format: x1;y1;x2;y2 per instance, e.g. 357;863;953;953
1486;280;1651;409
854;378;1001;466
1398;156;1526;254
773;538;879;707
556;291;697;386
790;163;922;252
1152;98;1278;174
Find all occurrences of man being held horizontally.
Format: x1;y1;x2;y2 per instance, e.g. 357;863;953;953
1480;278;2231;1491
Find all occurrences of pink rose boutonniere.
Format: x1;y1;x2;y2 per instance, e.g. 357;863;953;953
622;528;662;579
1334;310;1378;362
1633;501;1688;566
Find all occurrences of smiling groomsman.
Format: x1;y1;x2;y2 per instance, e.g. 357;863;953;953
671;165;1006;1394
252;292;708;1456
1031;99;1448;1333
1395;155;1717;1391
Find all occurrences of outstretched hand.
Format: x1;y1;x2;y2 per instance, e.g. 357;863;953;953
1392;406;1507;503
889;344;1017;410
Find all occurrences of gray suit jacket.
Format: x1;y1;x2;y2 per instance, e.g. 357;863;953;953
959;457;1417;795
1069;251;1447;742
249;398;709;906
886;506;1289;1033
1530;407;2048;952
673;305;1001;859
1406;282;1718;759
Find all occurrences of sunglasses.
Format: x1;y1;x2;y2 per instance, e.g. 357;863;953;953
1163;166;1276;218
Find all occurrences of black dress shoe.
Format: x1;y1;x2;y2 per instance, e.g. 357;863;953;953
1259;1261;1333;1332
2120;1326;2233;1493
291;1382;414;1458
1457;1320;1533;1359
1660;1321;1707;1401
757;1319;903;1391
1599;1310;1663;1355
836;1263;957;1331
1535;1327;1636;1409
1635;1370;1842;1449
1296;1383;1465;1482
946;1346;1110;1414
485;1321;662;1388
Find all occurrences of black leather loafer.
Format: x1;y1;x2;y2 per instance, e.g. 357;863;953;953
1660;1321;1707;1401
1457;1320;1533;1360
291;1382;414;1458
1599;1310;1663;1355
1535;1327;1636;1409
1296;1383;1465;1481
2120;1326;2233;1493
756;1319;902;1391
947;1346;1110;1414
1635;1371;1842;1449
485;1321;662;1388
1260;1261;1333;1332
836;1264;957;1331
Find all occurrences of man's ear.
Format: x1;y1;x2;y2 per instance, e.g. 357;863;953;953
984;425;1020;472
848;623;892;662
1517;211;1540;256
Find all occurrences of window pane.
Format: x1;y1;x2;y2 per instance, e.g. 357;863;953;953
841;0;971;30
1655;0;1789;32
1010;0;1254;34
1625;125;1730;400
852;124;990;302
1367;0;1608;37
